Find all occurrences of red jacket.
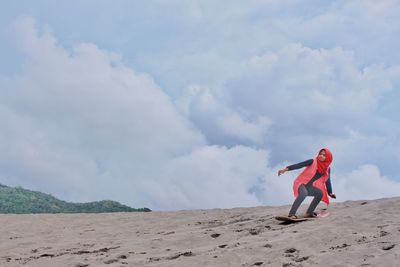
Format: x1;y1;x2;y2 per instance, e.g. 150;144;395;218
292;149;332;205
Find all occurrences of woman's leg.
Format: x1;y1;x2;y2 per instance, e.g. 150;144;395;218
288;185;308;216
305;185;323;215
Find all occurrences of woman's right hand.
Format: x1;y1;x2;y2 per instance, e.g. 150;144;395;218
278;167;288;176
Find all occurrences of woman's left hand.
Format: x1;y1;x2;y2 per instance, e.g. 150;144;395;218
329;193;336;199
277;167;288;176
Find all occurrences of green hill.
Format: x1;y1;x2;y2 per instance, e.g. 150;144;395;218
0;184;151;214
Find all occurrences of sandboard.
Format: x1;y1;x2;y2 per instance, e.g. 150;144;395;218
275;211;330;223
275;215;309;223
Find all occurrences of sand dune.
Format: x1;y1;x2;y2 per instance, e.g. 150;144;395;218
1;197;400;266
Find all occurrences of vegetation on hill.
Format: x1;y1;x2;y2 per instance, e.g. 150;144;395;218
0;184;151;214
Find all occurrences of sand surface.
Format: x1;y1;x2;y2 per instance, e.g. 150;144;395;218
1;198;400;267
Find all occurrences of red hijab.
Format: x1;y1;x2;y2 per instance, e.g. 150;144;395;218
316;148;333;174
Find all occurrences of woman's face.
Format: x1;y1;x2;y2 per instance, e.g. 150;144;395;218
318;149;326;162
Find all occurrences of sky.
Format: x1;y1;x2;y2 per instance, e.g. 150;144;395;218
1;0;400;211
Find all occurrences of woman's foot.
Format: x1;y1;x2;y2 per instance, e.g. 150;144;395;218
304;212;317;218
288;214;298;219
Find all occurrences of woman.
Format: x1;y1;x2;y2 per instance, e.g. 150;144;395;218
278;148;336;219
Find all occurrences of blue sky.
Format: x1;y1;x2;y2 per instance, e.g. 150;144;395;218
1;1;400;210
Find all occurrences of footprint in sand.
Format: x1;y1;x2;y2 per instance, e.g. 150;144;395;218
382;244;395;250
285;248;297;253
283;248;310;264
104;258;119;264
210;233;221;238
329;243;350;250
248;228;262;235
167;251;193;260
379;230;389;237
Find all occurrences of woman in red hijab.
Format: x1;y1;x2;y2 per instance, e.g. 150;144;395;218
278;148;336;218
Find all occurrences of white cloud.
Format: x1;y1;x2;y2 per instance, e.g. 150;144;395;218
334;164;400;201
253;0;400;65
149;145;270;210
132;0;400;94
1;17;207;206
229;44;395;121
213;43;400;167
0;17;272;211
176;85;272;146
325;130;387;172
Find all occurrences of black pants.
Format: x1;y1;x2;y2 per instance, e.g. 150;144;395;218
289;184;323;216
